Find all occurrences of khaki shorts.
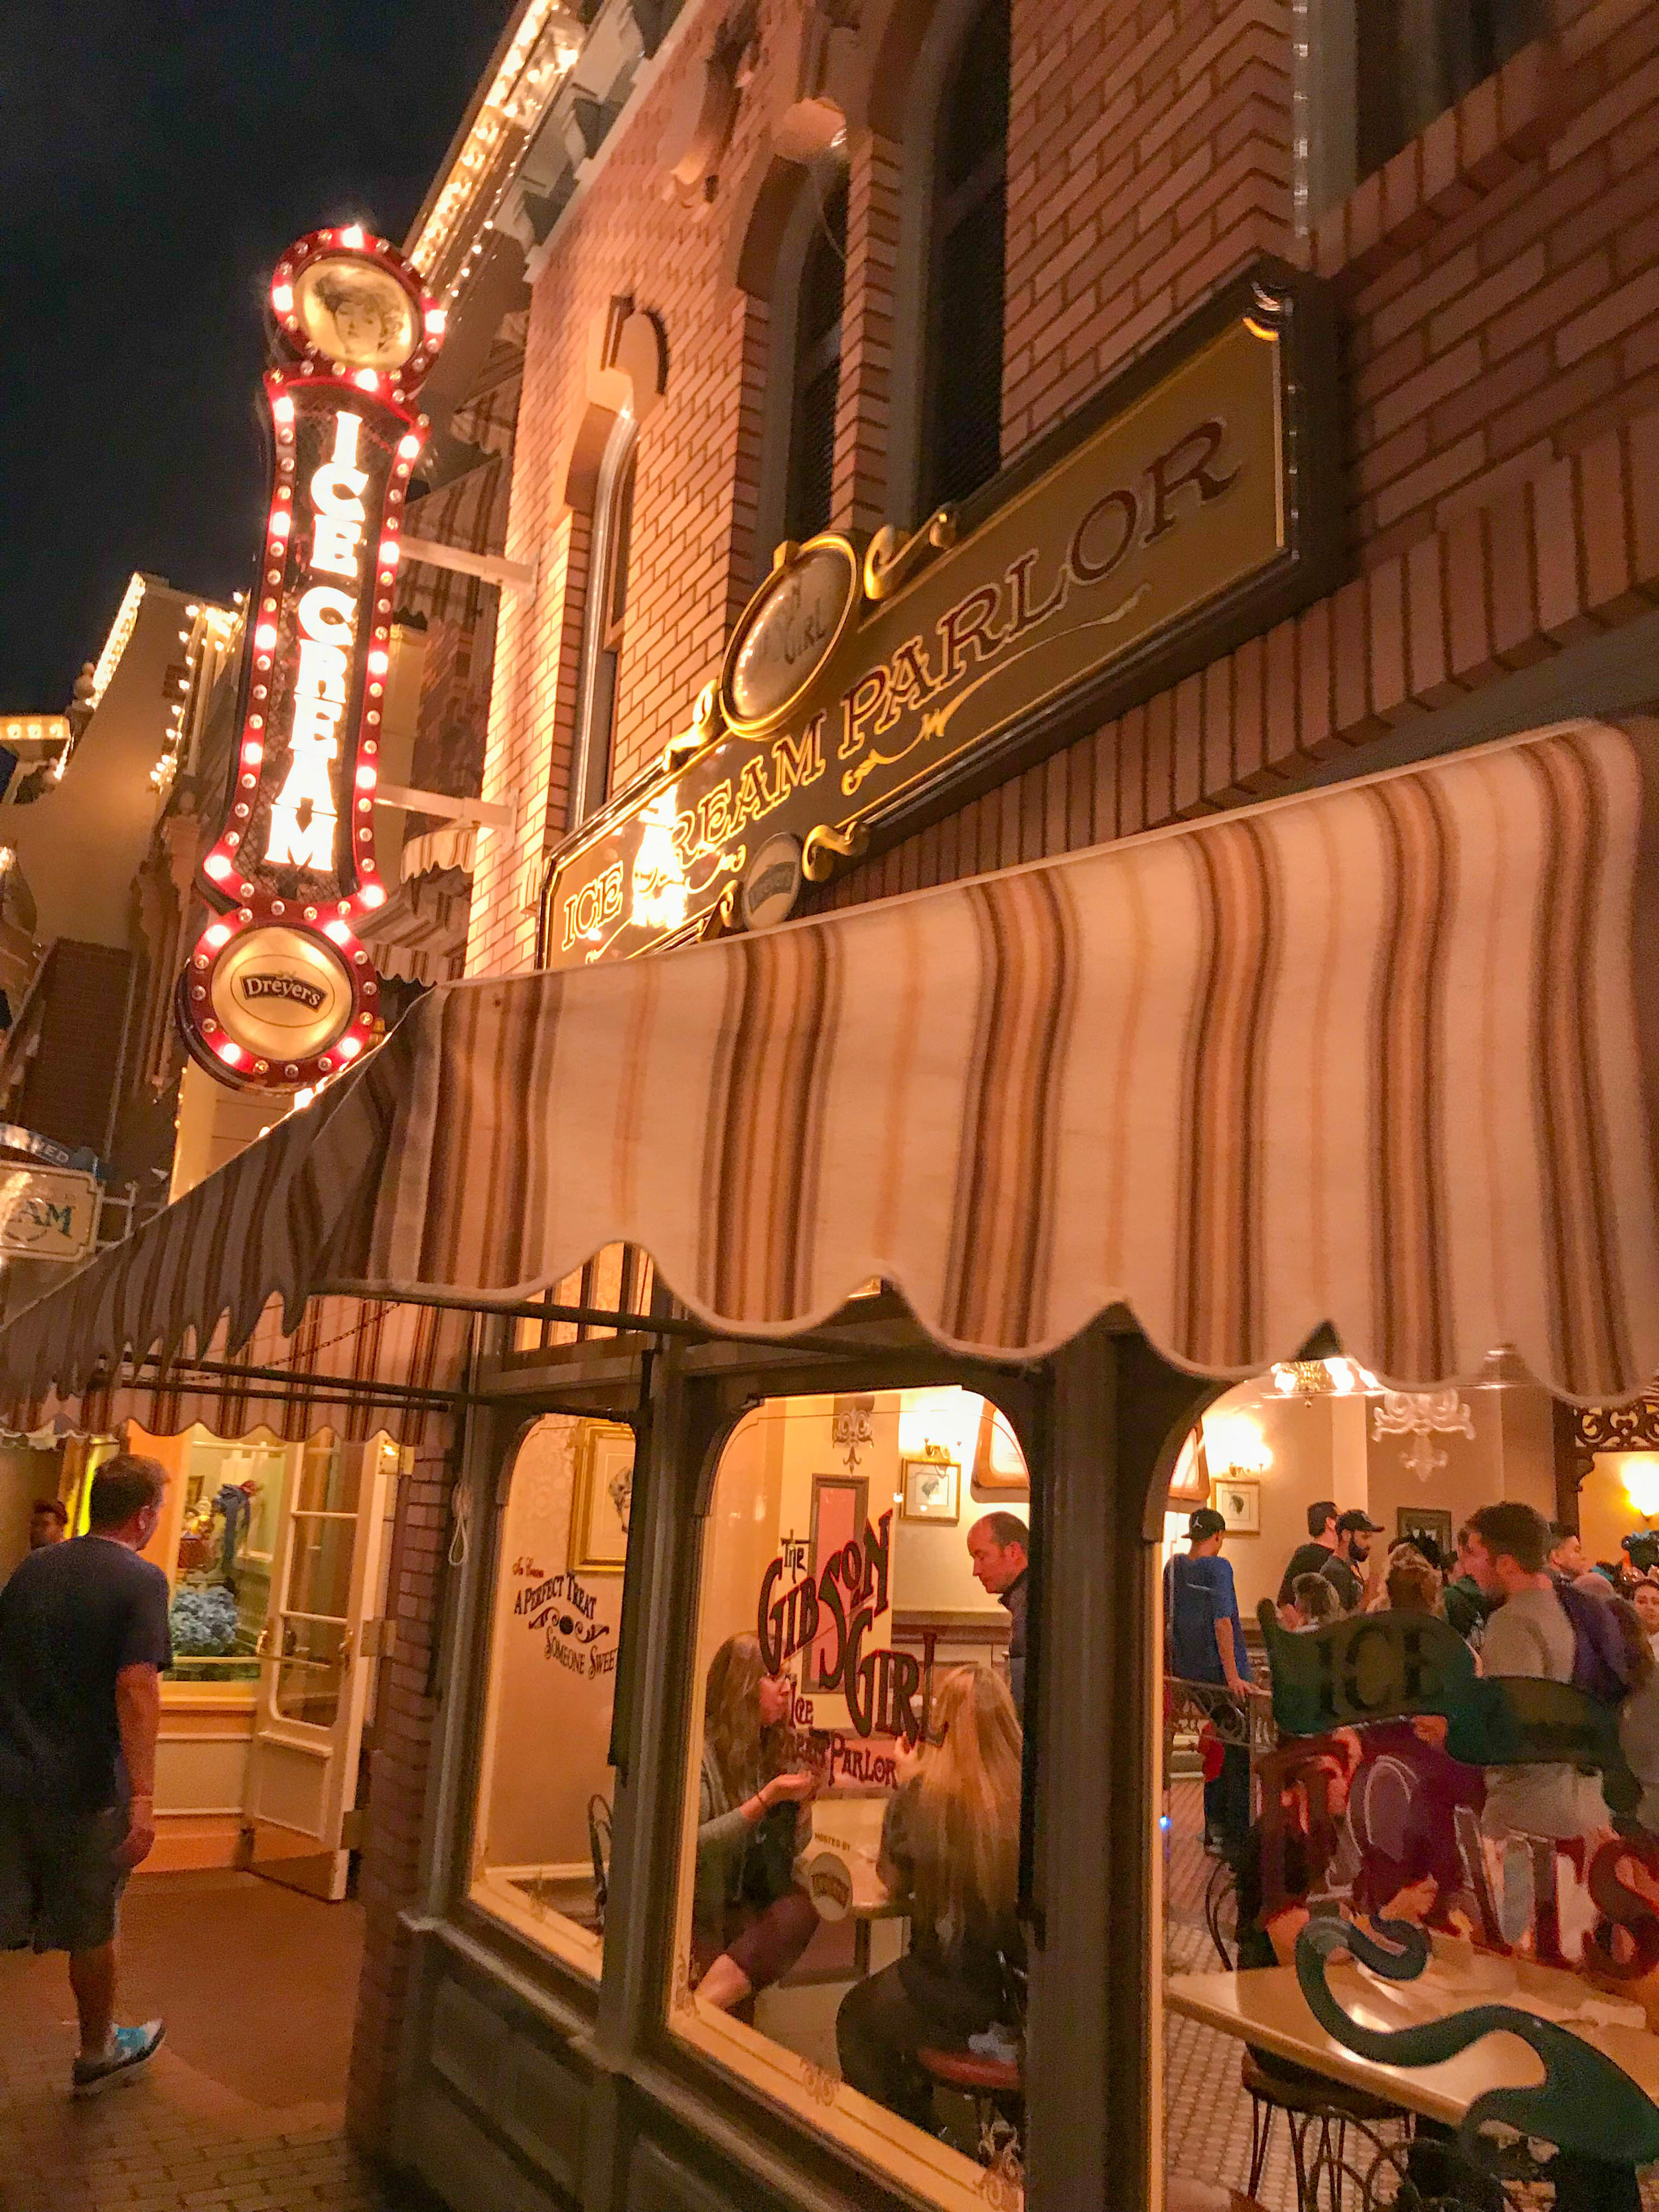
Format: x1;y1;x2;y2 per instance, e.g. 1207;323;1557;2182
0;1797;128;1954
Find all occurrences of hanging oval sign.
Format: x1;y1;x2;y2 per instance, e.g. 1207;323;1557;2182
741;833;804;930
719;535;861;738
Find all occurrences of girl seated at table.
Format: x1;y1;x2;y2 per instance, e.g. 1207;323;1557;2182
835;1664;1024;2128
693;1633;820;2014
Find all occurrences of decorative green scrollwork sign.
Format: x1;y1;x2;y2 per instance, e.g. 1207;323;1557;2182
1261;1602;1659;2166
1256;1601;1639;1820
1297;1915;1659;2172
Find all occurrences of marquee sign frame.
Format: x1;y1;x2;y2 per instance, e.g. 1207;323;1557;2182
177;228;445;1090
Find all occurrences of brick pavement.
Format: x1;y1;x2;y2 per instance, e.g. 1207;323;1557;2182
0;1870;416;2212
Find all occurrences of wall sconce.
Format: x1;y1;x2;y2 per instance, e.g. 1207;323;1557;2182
1204;1412;1272;1477
1624;1455;1659;1521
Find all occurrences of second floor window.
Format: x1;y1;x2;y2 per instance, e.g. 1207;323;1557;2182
571;419;637;828
920;0;1011;516
1354;0;1540;198
784;180;847;545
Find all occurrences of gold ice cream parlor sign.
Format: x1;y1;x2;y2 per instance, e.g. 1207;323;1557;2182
543;260;1337;967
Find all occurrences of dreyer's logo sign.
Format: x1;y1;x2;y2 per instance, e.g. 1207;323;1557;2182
177;226;445;1092
238;972;327;1011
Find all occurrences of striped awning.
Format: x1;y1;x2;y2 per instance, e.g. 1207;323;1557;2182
359;863;471;985
3;717;1657;1418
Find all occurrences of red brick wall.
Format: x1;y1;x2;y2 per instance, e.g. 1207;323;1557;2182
469;0;1659;970
1003;0;1294;453
346;1440;452;2155
462;0;1300;970
1328;10;1659;565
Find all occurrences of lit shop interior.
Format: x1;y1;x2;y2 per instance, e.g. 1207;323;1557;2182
1158;1355;1562;1615
470;1386;1029;2207
1157;1356;1659;2208
0;1422;405;1886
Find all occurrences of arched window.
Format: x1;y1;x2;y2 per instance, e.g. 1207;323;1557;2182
919;0;1011;515
782;179;848;545
569;413;638;828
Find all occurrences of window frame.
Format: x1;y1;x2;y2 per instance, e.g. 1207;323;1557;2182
887;0;1011;532
1296;0;1543;230
568;411;639;831
426;1317;1187;2210
456;1402;642;1990
753;161;851;584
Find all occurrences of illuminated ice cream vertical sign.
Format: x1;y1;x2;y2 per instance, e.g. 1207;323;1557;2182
176;227;445;1090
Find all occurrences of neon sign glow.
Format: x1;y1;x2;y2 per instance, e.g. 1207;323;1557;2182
177;229;443;1090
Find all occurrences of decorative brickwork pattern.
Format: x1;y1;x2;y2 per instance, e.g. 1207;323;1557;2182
345;1442;453;2158
1002;0;1295;454
1309;9;1659;563
833;131;901;535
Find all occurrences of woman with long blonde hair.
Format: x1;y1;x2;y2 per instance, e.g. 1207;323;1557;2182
835;1664;1023;2124
693;1632;820;2012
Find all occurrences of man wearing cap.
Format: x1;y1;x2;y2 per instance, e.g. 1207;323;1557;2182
1276;1500;1338;1612
1165;1507;1253;1861
1321;1509;1382;1613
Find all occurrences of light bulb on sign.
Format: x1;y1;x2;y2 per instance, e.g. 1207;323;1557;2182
360;881;386;907
271;395;295;425
271;284;293;315
204;853;232;881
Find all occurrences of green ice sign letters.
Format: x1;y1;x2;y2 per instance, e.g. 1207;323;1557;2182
1257;1600;1638;1818
1262;1603;1659;2167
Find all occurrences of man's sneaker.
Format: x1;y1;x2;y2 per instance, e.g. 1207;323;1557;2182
72;2020;164;2096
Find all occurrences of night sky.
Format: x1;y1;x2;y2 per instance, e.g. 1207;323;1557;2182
0;0;518;709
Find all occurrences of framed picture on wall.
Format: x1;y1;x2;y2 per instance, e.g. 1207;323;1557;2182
1211;1477;1260;1535
568;1421;636;1575
808;1475;869;1691
1396;1505;1453;1562
901;1455;960;1523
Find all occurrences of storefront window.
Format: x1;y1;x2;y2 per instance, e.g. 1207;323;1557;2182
469;1414;634;1978
164;1436;292;1684
668;1387;1031;2211
1156;1364;1653;2207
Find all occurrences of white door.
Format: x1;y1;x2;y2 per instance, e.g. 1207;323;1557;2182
246;1435;399;1899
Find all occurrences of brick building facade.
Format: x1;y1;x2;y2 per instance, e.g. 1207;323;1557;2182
340;1;1659;2207
454;0;1659;972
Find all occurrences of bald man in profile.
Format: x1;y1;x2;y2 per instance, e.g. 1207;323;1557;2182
966;1511;1030;1723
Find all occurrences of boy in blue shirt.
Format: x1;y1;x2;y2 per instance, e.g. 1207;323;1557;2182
1165;1506;1252;1862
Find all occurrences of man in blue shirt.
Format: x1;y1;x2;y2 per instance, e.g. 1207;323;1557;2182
0;1455;171;2094
1165;1506;1253;1863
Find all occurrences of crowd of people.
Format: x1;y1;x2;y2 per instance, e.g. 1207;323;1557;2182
1166;1491;1659;2210
689;1514;1030;2133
